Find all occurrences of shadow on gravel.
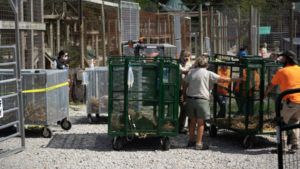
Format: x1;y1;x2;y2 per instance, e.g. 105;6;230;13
46;133;112;151
46;133;169;152
0;126;48;138
70;116;108;125
169;130;276;155
204;130;276;155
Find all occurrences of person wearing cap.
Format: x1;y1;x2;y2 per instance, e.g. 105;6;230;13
183;56;240;150
178;51;191;133
264;50;300;153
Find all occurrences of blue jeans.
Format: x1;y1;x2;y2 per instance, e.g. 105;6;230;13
216;94;227;118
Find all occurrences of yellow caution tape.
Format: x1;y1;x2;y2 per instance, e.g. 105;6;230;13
22;82;69;93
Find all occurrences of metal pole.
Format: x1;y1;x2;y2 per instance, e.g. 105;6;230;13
199;3;203;56
117;1;122;55
8;0;25;148
237;4;241;51
79;0;84;68
101;1;106;65
249;5;253;55
257;12;260;56
210;6;214;54
290;2;295;51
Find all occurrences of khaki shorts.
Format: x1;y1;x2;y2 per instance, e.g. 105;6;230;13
281;101;300;124
185;98;210;120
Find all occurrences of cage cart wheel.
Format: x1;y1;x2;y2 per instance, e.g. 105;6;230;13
61;119;72;130
112;136;124;151
209;124;217;137
161;137;171;151
42;127;52;138
88;114;93;124
242;135;254;149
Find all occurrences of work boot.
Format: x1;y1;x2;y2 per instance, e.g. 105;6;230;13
187;141;195;147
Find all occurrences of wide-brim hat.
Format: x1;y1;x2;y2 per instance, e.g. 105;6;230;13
279;50;298;64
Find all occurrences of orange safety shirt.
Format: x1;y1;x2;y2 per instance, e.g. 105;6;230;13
271;65;300;103
235;69;260;96
217;68;230;95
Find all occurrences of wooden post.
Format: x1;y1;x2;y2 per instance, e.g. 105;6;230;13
164;20;167;43
249;5;253;55
50;22;54;56
95;34;99;61
80;19;85;68
101;1;106;65
189;19;192;52
199;3;203;56
148;19;151;43
57;19;61;53
41;0;45;68
107;20;111;57
257;12;260;56
210;6;214;54
290;2;295;51
30;0;34;68
195;33;198;57
237;4;241;51
66;24;70;46
20;0;25;69
167;14;171;44
117;1;122;55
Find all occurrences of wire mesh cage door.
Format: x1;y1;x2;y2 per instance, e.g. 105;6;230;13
0;0;25;158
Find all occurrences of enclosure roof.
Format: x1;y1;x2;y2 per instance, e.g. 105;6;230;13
160;0;190;12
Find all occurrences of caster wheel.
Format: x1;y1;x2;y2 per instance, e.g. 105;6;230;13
42;127;52;138
242;135;254;149
96;114;100;119
209;124;217;137
112;136;125;150
161;137;171;151
88;114;93;124
61;119;72;130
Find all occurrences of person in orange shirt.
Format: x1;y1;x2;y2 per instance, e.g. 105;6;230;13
234;68;260;116
216;64;231;118
264;50;300;153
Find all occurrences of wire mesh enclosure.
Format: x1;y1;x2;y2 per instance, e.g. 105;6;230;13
0;0;45;69
208;54;282;148
120;1;140;43
44;0;120;67
108;56;179;150
123;44;177;58
0;0;25;158
0;69;71;138
85;67;108;123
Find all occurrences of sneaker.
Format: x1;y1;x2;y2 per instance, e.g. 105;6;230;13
195;143;209;150
187;141;195;147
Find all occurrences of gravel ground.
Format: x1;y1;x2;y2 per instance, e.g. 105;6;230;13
0;104;280;169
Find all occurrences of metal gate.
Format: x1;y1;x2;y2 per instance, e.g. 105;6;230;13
275;89;300;169
0;0;25;158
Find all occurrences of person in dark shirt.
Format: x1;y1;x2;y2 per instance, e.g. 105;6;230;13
56;50;68;69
